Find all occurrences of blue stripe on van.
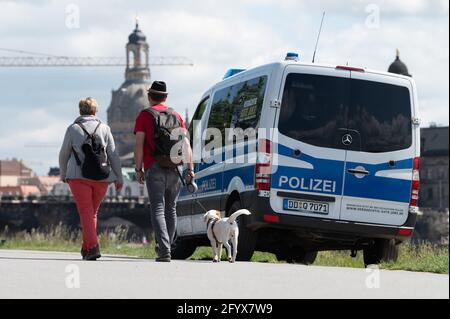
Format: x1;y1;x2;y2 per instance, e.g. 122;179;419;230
222;165;256;190
344;158;413;203
273;165;344;195
199;143;256;172
179;164;255;199
188;142;413;203
273;144;345;196
274;144;413;203
343;173;412;203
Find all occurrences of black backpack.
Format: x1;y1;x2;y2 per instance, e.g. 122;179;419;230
72;122;111;181
144;107;184;168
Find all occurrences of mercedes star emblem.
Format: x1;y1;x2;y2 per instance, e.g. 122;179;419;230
342;134;353;146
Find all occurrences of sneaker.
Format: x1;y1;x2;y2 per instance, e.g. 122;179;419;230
155;256;171;263
85;245;101;261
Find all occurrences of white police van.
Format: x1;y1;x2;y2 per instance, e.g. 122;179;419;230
173;54;421;266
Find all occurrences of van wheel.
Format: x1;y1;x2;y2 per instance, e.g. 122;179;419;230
363;239;399;267
229;201;257;262
290;251;318;265
276;248;318;265
171;235;198;260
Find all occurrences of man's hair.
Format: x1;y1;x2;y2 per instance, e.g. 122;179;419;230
79;97;98;115
148;93;168;104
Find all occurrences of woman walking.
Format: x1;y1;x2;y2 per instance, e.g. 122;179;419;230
59;97;123;261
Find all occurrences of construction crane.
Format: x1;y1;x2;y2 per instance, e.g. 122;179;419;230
0;48;193;67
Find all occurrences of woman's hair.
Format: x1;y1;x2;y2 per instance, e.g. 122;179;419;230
79;97;98;115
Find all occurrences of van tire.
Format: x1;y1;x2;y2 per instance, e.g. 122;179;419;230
229;201;257;262
363;239;399;267
171;235;198;260
276;248;318;265
291;251;318;265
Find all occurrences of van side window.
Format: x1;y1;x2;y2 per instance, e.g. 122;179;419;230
188;96;209;146
207;76;268;147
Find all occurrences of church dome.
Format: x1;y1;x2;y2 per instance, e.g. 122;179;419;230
128;22;147;44
388;49;411;77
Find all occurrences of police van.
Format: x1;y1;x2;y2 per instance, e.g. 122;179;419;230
173;54;421;266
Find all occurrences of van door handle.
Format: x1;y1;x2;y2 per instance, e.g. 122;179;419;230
348;168;370;176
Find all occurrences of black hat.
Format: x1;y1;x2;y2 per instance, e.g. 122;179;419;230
148;81;168;95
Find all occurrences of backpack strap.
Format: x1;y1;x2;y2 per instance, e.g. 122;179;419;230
144;108;168;137
71;147;82;166
92;122;102;137
76;122;93;138
76;122;102;139
143;107;175;119
143;108;163;128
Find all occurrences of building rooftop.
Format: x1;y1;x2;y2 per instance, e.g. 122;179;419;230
0;160;34;177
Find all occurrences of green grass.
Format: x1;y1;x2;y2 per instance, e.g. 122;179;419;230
0;226;447;274
313;245;449;274
381;244;449;274
0;225;158;259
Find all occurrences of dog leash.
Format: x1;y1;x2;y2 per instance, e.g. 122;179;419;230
176;167;222;249
176;166;208;214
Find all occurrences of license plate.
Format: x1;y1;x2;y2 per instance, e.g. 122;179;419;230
283;199;329;215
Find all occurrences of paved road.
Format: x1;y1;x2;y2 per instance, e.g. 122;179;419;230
0;250;448;299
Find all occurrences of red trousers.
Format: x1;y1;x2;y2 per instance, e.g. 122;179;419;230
68;179;109;250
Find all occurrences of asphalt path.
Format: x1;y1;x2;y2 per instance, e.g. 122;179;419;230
0;250;448;299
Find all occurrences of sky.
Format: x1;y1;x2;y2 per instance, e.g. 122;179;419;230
0;0;448;175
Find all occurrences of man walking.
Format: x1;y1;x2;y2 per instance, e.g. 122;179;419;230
134;81;194;262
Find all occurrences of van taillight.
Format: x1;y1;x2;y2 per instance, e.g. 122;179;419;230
398;228;413;237
264;214;280;223
410;157;421;208
255;139;272;192
256;163;271;190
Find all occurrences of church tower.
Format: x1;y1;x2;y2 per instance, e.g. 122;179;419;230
107;20;152;158
125;19;151;83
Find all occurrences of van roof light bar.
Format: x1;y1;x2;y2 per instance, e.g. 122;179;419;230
223;69;246;79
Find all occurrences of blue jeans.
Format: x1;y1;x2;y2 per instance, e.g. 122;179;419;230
145;163;181;258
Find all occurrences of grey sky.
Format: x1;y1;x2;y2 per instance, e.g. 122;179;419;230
0;0;448;175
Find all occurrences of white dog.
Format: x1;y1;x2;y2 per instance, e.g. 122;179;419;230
203;209;252;263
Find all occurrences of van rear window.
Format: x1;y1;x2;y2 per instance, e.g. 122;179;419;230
279;73;413;153
349;79;412;153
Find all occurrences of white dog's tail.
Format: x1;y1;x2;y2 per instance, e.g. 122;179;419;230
228;209;251;224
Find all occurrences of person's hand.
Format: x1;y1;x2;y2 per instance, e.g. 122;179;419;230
115;181;123;193
136;170;146;185
185;169;195;184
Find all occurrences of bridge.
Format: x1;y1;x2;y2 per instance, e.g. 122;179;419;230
0;196;152;238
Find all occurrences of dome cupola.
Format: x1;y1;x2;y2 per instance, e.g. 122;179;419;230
128;20;147;44
388;49;411;77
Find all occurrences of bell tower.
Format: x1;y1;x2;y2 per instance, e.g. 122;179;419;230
125;18;151;83
107;20;152;158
